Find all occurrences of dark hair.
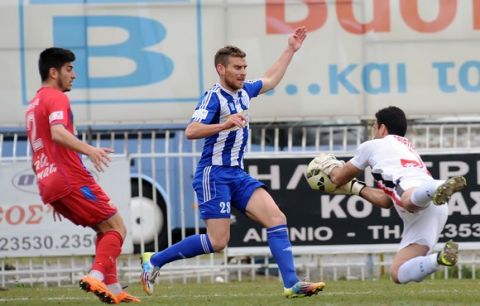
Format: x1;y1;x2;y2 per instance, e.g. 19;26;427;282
38;47;75;82
375;106;407;137
214;46;246;67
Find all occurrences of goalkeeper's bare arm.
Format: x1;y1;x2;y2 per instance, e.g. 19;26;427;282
308;153;393;209
327;159;394;209
328;162;393;209
358;186;393;209
328;161;361;186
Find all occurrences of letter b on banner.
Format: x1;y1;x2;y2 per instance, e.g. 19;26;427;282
53;16;173;88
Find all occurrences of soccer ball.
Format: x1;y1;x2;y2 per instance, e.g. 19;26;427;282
306;164;337;193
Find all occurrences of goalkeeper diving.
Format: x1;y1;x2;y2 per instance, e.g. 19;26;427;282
306;106;466;285
306;153;393;209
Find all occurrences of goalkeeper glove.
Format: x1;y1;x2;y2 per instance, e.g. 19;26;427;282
333;179;366;196
308;153;345;176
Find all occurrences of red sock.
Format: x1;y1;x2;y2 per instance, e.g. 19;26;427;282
97;232;118;285
92;231;123;276
104;259;118;285
91;233;106;275
96;233;105;249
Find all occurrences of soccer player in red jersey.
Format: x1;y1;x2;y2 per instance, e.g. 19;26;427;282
25;47;139;304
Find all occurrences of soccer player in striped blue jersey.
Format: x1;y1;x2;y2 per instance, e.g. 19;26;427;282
141;26;325;298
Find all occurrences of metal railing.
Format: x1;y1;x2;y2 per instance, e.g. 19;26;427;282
1;120;480;286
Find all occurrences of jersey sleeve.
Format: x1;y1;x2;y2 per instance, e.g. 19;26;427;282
349;140;375;170
190;91;220;124
243;79;263;98
46;91;70;127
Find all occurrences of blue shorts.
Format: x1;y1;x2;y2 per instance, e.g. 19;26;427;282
192;166;265;220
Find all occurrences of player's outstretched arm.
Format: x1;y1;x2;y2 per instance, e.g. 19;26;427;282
50;124;112;172
329;161;361;186
259;26;307;94
359;186;394;209
333;179;366;196
307;154;393;209
332;180;393;209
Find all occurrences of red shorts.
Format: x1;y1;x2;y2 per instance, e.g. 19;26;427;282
49;183;118;227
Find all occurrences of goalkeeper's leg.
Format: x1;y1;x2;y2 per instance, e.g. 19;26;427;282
393;241;458;284
406;176;466;210
391;204;450;284
391;244;437;284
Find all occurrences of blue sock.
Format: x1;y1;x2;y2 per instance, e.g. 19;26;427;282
150;234;213;268
267;225;299;288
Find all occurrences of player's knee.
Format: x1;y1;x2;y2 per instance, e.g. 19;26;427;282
211;241;227;252
209;235;230;252
110;216;127;238
400;190;412;204
116;225;127;239
96;213;127;239
270;211;287;226
390;266;401;284
401;190;425;212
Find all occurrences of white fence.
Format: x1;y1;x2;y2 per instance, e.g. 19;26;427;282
1;120;480;286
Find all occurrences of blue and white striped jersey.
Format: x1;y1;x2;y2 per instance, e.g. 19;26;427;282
191;80;263;168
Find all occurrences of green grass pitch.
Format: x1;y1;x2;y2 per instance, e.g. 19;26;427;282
1;279;479;305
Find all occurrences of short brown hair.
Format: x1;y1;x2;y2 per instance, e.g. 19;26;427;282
214;46;246;67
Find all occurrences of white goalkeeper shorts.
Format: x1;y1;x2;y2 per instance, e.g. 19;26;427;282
395;203;449;252
397;175;434;192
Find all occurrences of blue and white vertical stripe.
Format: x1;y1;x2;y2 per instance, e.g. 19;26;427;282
200;234;213;253
201;166;213;203
191;80;262;168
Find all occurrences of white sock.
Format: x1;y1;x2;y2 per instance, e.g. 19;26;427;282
107;282;123;295
397;254;439;283
89;270;104;281
410;180;444;208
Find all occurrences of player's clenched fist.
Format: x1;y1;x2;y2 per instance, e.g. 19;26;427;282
223;113;246;130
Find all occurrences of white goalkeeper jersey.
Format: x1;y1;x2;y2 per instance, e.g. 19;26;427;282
190;80;263;169
350;135;448;249
350;134;432;193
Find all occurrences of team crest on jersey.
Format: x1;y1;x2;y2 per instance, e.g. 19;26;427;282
228;102;236;112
